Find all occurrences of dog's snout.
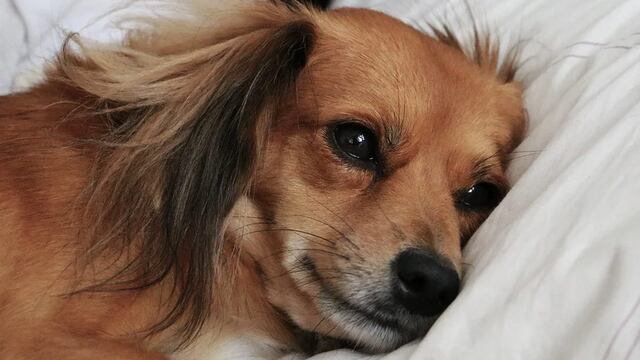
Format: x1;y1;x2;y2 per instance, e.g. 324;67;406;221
392;249;460;316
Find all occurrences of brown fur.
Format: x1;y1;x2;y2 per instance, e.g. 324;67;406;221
0;1;525;358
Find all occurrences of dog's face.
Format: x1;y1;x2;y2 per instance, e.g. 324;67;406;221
245;9;525;352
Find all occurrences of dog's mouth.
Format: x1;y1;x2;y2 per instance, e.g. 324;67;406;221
292;256;433;354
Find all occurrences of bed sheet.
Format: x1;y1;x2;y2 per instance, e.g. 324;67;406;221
0;0;148;94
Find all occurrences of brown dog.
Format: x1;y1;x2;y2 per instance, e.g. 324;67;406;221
0;1;525;358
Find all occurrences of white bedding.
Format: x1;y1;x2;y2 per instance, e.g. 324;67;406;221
1;0;639;359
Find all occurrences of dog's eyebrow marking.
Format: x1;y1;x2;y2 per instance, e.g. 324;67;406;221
382;122;405;149
471;152;501;179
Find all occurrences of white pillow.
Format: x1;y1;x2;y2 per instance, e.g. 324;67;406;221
0;0;150;94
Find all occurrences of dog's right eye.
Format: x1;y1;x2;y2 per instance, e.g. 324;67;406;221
455;182;503;211
328;122;379;170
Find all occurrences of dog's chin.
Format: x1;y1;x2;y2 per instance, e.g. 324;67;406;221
310;293;434;354
291;310;424;355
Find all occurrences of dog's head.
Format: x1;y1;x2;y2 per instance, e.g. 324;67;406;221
240;7;525;352
62;1;525;353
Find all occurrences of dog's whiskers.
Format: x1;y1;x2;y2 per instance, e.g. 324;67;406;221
233;213;361;253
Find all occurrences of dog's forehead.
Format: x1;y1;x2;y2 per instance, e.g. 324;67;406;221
307;9;507;141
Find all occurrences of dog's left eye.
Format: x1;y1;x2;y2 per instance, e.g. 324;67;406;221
329;122;379;168
456;182;502;211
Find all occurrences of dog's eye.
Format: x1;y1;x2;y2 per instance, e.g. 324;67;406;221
330;122;379;167
456;182;502;211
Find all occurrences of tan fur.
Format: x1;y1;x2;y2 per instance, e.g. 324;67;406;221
0;1;525;358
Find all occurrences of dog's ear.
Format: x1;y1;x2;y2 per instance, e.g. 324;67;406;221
429;24;519;83
56;4;315;346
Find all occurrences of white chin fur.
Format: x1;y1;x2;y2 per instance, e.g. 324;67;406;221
329;310;405;352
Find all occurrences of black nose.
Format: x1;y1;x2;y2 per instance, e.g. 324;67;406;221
392;249;460;316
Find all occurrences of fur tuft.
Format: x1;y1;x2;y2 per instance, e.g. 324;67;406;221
430;23;520;83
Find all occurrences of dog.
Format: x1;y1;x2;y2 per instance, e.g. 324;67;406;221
0;0;525;358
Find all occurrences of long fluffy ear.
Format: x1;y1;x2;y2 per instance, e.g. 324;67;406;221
56;3;315;346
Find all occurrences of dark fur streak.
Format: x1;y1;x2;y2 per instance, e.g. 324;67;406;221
83;21;316;348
